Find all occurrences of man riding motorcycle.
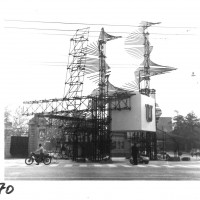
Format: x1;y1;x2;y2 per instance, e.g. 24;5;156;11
34;143;45;165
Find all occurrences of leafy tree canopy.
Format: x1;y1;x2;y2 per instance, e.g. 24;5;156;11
173;111;200;150
4;106;30;135
173;112;200;136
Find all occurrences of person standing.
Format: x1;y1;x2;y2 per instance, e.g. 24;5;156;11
131;143;139;165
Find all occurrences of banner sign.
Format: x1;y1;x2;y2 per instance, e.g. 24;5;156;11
145;104;153;122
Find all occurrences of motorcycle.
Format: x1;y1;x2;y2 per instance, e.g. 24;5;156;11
25;152;52;165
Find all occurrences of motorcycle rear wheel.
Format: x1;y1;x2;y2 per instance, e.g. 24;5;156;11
43;157;51;165
25;157;34;165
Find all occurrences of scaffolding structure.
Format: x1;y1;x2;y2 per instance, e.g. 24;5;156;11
23;22;177;161
64;28;89;97
124;21;176;96
23;27;130;161
128;131;157;160
122;21;177;159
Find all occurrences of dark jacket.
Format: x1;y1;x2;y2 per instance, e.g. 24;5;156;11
131;145;139;157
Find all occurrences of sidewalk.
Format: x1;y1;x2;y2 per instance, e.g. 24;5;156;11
43;157;128;164
111;157;126;162
4;155;200;164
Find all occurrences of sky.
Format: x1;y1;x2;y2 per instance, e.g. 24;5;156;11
1;0;200;119
1;0;200;199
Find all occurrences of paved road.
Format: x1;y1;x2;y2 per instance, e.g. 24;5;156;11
4;158;200;180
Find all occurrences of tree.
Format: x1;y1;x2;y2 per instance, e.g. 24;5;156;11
173;114;186;135
185;112;200;149
4;107;11;124
4;106;29;136
173;112;200;151
12;106;29;135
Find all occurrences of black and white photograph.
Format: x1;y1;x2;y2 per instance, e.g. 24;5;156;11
1;0;200;199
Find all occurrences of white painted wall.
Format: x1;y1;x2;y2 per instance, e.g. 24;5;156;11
111;93;156;132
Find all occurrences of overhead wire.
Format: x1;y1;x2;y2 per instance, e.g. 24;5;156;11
4;26;129;34
4;26;197;36
5;19;199;29
5;19;199;38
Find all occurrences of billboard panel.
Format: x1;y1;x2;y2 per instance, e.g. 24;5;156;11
112;93;156;132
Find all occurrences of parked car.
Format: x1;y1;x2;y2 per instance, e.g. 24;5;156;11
157;152;167;160
130;155;149;164
190;149;200;157
157;152;180;161
165;152;181;161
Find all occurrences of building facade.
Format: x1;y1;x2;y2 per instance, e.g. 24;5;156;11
111;92;157;159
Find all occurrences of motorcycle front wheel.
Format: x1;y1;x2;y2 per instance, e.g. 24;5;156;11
43;157;51;165
25;157;34;165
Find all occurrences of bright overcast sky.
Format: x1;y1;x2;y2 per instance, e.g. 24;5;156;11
1;0;200;120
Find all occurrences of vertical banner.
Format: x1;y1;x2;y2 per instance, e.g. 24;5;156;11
145;104;153;122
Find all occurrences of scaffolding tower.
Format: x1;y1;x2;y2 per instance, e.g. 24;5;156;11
23;27;126;162
123;21;177;159
124;21;176;96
